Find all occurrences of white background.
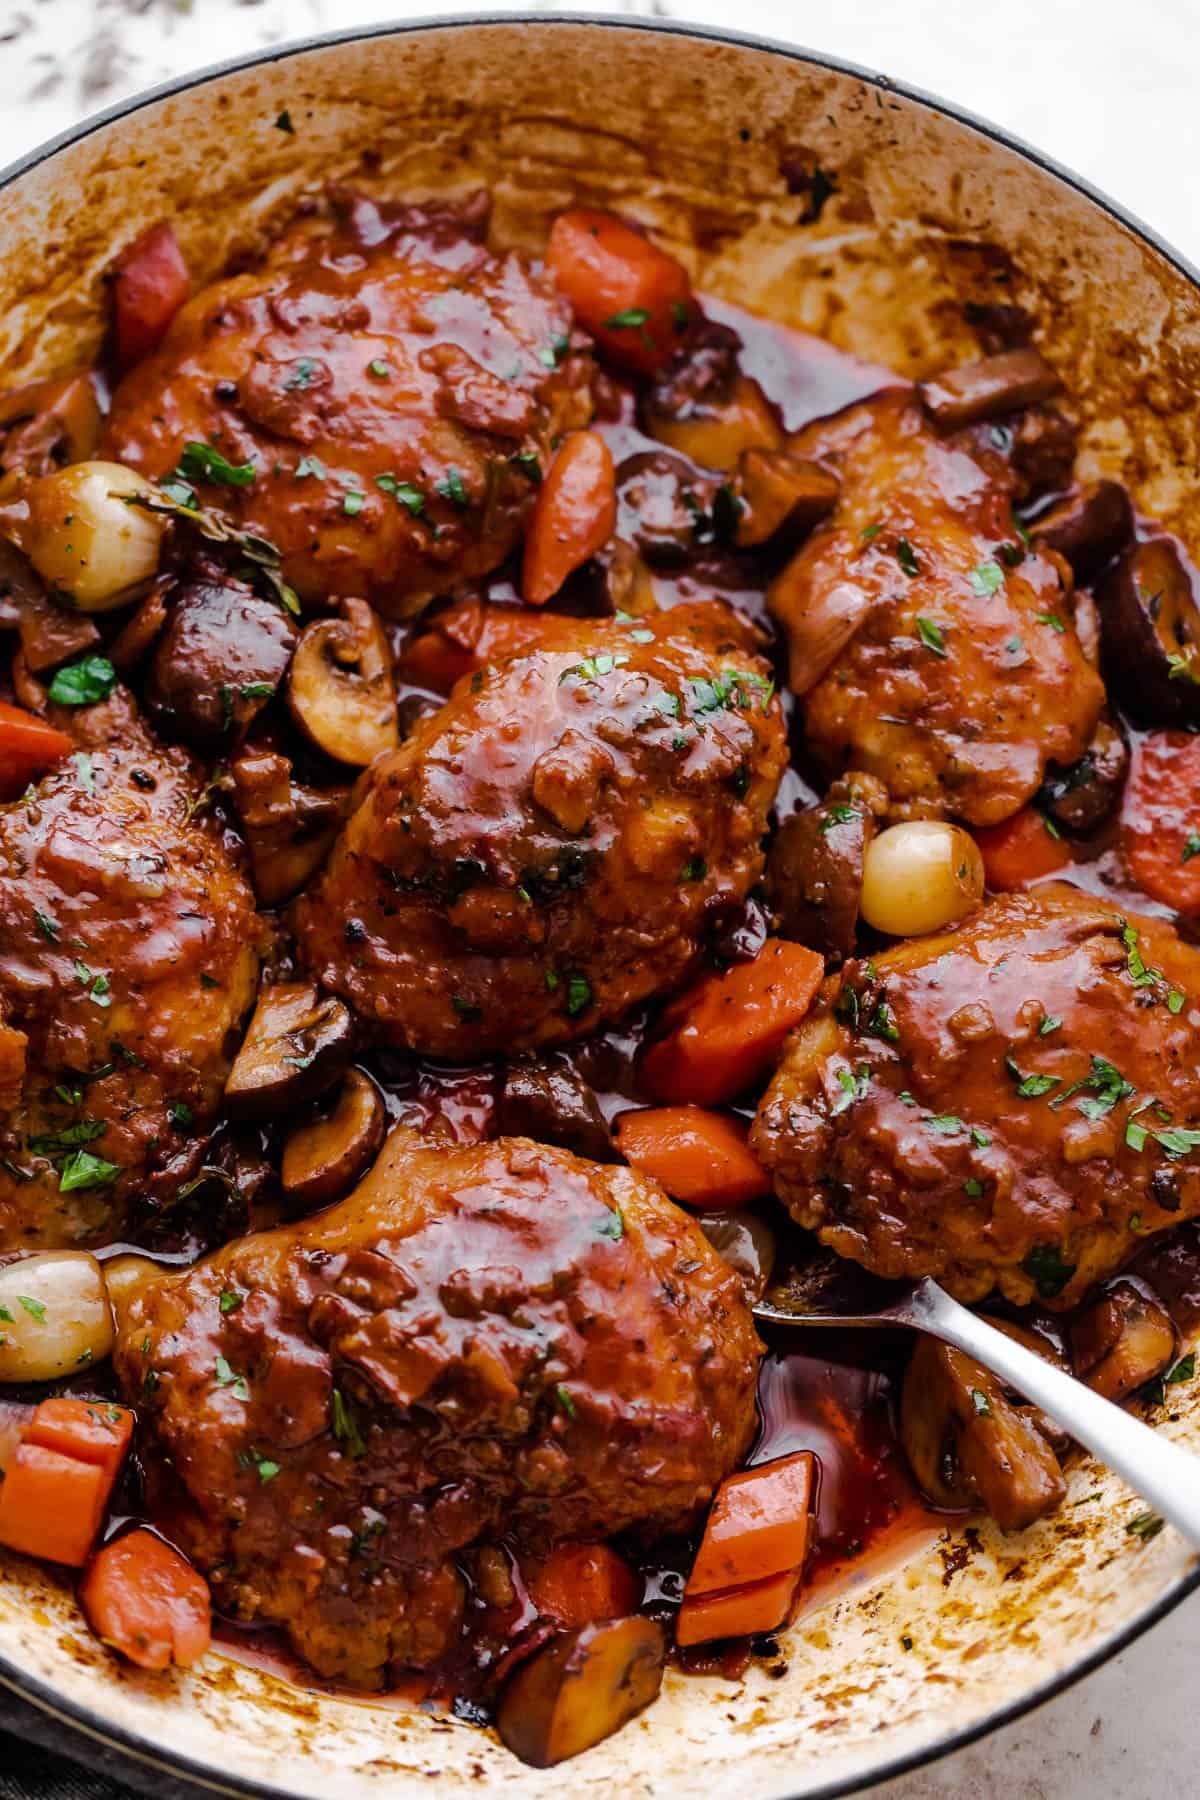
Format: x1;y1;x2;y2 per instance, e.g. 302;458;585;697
2;2;1199;1795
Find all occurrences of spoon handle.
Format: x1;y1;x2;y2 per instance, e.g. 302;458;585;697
908;1279;1200;1550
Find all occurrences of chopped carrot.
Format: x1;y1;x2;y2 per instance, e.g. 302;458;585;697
641;939;825;1105
80;1528;211;1671
25;1398;134;1482
1121;731;1200;914
0;700;72;799
615;1106;770;1209
521;430;616;605
399;598;559;695
546;209;696;375
675;1566;803;1648
525;1543;641;1628
974;806;1071;891
686;1451;815;1596
0;1442;108;1566
109;222;189;370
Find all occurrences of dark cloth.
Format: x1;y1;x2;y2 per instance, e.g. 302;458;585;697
0;1733;134;1800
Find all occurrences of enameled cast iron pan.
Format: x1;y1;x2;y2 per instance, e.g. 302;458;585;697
1;17;1199;1798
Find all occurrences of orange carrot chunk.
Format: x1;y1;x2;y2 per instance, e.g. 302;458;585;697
641;939;824;1105
525;1543;641;1629
521;430;616;605
25;1398;134;1482
109;222;190;370
615;1106;770;1209
0;1443;108;1567
80;1528;212;1671
676;1566;803;1648
1120;731;1200;914
974;807;1070;891
686;1451;815;1597
546;209;696;376
0;700;73;798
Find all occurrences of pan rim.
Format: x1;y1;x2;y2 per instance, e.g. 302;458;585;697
1;14;1198;1798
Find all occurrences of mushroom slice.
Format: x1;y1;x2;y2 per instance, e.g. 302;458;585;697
230;749;348;907
0;538;100;674
281;1069;386;1213
900;1334;1066;1531
1097;537;1200;726
694;1209;777;1303
287;596;398;766
734;448;839;550
918;348;1061;432
224;981;353;1121
1040;714;1129;835
496;1057;616;1162
766;773;887;959
1033;480;1133;580
496;1617;665;1768
1070;1281;1177;1404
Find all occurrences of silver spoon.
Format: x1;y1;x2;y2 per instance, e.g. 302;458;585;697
753;1274;1200;1548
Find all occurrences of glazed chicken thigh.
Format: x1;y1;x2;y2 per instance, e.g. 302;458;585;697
0;695;260;1250
753;886;1200;1308
115;1126;761;1688
295;601;786;1056
769;389;1104;825
104;192;593;616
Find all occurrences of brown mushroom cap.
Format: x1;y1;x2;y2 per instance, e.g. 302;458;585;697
281;1068;387;1213
1070;1281;1176;1403
224;981;354;1121
496;1617;665;1768
287;596;399;766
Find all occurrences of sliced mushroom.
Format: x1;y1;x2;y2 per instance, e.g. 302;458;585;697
0;537;101;673
900;1333;1066;1531
108;579;170;673
766;773;887;959
918;348;1061;433
1097;537;1200;725
230;749;348;907
281;1069;386;1213
1032;480;1133;580
496;1616;665;1768
614;451;718;569
694;1209;777;1303
0;374;101;496
734;447;840;550
496;1057;616;1162
147;573;297;751
1070;1281;1176;1404
224;982;353;1121
642;366;783;474
287;596;398;766
1040;714;1129;834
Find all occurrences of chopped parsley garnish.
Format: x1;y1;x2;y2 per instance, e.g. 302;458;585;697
969;562;1004;597
556;1385;577;1419
687;667;774;715
330;1387;367;1457
963;1177;984;1198
969;1387;991;1415
451;995;482;1022
1151;1126;1200;1159
820;804;858;833
1005;1055;1060;1099
538;334;571;368
561;652;630;684
169;1101;194;1130
284;357;318;391
1125;1509;1164;1541
367;359;392;380
915;617;947;657
33;909;60;943
342;492;365;516
214;1355;249;1401
1038;1015;1062;1036
218;1289;243;1315
28;1119;107;1156
73;751;95;793
895;538;920;577
510;449;542;483
176;442;256;488
239;682;275;701
1022;1243;1075;1299
679;857;707;883
275;109;295;134
596;1206;625;1241
1050;1053;1134;1118
604;307;651;330
924;1114;964;1135
566;973;593;1018
869;1001;900;1042
860;522;883;543
436;467;469;508
295;454;326;480
376;474;426;515
248;1450;281;1483
17;1295;46;1322
1183;833;1200;864
1166;652;1199;684
58;1150;119;1192
1120;922;1186;1013
48;655;117;707
1036;611;1066;633
832;1065;871;1115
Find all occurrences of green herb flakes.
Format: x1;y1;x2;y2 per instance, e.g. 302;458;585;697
895;538;920;577
176;442;256;488
566;973;593;1018
1022;1243;1076;1299
17;1295;46;1322
915;617;947;657
58;1150;119;1192
969;1387;991;1416
1125;1510;1164;1541
969;562;1004;597
48;655;116;707
331;1387;367;1458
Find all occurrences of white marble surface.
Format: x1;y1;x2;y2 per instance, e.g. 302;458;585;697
1;2;1198;1795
